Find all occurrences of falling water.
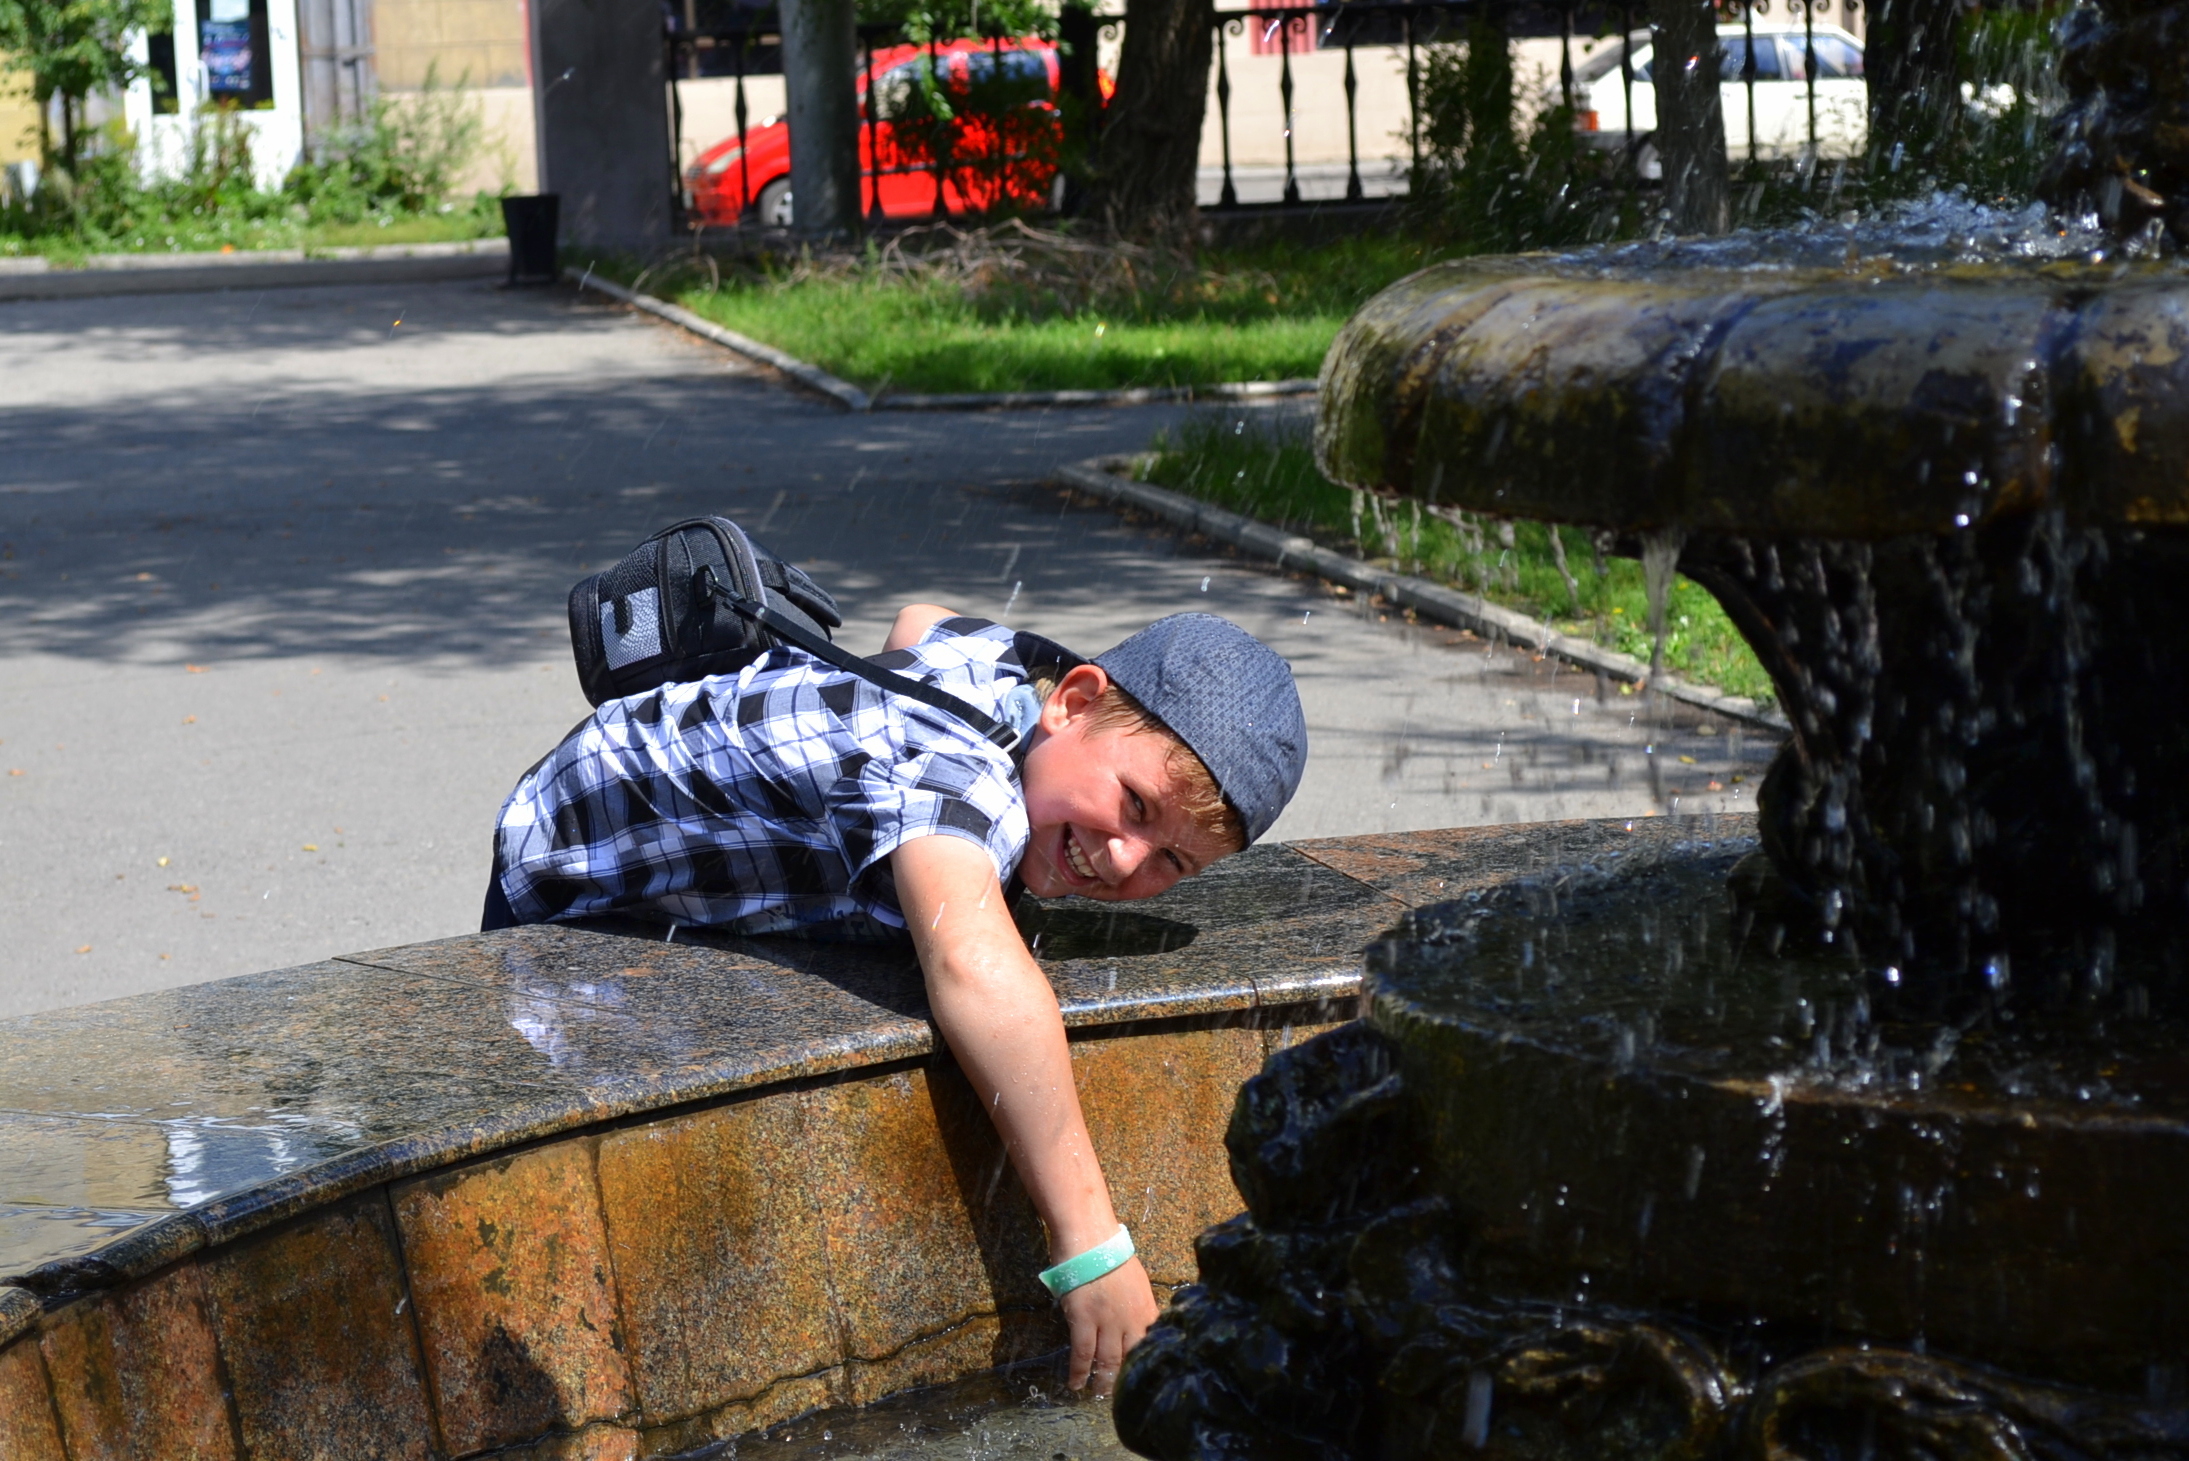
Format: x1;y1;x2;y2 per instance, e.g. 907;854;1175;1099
1638;527;1685;693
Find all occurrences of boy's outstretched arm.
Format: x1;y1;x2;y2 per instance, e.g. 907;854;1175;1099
893;832;1160;1394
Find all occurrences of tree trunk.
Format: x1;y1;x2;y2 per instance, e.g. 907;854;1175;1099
1864;0;1961;178
1648;0;1727;234
34;86;52;172
779;0;862;235
1085;0;1213;247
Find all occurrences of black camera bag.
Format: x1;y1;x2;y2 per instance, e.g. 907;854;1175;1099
568;515;1027;753
568;516;844;707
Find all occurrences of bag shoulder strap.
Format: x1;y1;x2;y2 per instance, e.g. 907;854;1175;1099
701;570;1023;754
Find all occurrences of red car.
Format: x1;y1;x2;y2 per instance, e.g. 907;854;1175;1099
687;38;1096;225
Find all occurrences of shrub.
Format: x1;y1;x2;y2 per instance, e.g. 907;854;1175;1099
285;66;485;223
1405;16;1642;253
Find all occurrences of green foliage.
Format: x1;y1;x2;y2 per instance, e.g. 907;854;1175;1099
1143;413;1776;702
1934;4;2067;203
0;0;168;166
284;67;488;223
857;0;1054;46
1405;18;1642;253
0;72;499;257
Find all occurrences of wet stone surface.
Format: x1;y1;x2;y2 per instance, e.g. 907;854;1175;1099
0;825;1723;1291
691;1360;1135;1461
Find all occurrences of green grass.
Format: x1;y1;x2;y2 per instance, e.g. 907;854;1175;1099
1144;414;1778;704
637;235;1436;396
0;207;501;262
305;211;505;249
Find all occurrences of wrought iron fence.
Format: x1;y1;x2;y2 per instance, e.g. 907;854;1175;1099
662;0;1865;230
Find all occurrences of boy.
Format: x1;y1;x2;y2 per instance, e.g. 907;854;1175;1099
488;607;1308;1394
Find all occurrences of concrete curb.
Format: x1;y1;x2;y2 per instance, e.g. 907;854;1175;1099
564;269;1320;414
0;238;509;301
1056;454;1789;732
877;378;1318;410
570;268;876;411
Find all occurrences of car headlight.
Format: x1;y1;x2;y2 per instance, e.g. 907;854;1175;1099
701;150;740;178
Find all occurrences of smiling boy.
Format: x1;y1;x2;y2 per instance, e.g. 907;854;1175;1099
488;607;1307;1393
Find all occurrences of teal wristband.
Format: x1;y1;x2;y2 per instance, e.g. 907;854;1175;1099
1039;1225;1135;1299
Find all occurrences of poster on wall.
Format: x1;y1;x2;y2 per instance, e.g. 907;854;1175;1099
201;0;254;96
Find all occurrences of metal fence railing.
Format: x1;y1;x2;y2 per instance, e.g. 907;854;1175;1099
662;0;1865;231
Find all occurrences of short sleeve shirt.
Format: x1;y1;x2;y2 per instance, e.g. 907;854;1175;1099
495;617;1034;938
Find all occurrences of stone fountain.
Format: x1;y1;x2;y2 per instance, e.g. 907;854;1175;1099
1113;17;2189;1458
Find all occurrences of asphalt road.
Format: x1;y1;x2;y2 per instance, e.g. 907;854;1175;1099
0;276;1777;1018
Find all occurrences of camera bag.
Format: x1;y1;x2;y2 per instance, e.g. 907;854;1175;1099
568;515;1031;753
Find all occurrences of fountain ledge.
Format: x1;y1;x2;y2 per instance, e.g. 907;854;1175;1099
0;819;1728;1460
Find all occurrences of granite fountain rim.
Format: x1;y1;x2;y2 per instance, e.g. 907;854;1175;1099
0;820;1736;1345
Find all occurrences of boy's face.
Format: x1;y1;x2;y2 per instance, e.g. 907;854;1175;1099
1015;666;1237;903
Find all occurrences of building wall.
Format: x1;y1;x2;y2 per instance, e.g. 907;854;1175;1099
0;59;41;166
372;0;536;194
374;0;528;89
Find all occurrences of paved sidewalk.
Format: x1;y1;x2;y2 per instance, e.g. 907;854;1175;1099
0;278;1775;1016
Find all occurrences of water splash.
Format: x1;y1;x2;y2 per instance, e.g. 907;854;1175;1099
1639;527;1686;694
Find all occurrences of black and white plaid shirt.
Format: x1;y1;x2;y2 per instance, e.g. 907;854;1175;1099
497;617;1036;938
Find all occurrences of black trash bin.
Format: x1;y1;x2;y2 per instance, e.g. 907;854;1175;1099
501;194;560;286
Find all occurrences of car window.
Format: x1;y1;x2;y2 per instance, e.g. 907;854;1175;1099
1574;33;1650;85
1718;35;1785;80
961;48;1048;87
870;61;921;118
1630;47;1652;82
1780;34;1863;79
1812;35;1863;77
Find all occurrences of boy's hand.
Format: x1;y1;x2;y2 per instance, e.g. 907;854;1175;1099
1060;1254;1159;1395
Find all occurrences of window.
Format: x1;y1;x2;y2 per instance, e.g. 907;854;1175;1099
869;61;922;120
1780;34;1863;79
197;0;274;108
1574;34;1651;86
1720;36;1785;81
960;48;1048;88
148;31;180;113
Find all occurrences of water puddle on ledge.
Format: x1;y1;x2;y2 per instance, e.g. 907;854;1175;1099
689;1362;1133;1460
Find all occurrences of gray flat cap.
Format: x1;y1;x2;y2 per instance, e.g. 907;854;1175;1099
1093;613;1308;844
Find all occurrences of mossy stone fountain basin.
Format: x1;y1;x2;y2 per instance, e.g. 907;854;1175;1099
1112;221;2189;1459
1315;247;2189;538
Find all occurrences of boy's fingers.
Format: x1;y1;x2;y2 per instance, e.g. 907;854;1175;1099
1067;1318;1097;1391
1089;1325;1127;1397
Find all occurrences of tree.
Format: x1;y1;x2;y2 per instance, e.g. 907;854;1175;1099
1083;0;1213;247
0;0;170;171
1649;0;1728;233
